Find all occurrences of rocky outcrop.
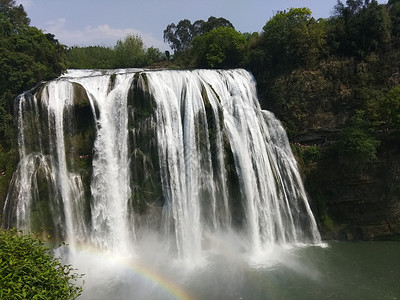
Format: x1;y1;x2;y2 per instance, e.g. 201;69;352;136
299;132;400;240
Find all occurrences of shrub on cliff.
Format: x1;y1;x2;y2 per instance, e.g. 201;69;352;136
334;111;380;163
368;84;400;131
0;229;83;299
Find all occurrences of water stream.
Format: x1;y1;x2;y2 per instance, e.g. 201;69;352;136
4;69;396;299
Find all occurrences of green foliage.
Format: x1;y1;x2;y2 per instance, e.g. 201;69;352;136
67;46;115;69
0;229;83;299
163;19;193;53
335;111;380;162
0;1;66;210
200;16;233;33
191;27;247;68
336;127;379;160
0;0;30;27
113;34;147;68
66;36;164;69
163;16;234;53
328;0;391;58
291;143;322;176
0;15;66;92
262;7;327;72
388;2;400;60
271;67;331;134
145;47;163;66
368;85;400;130
0;1;66;129
241;32;267;75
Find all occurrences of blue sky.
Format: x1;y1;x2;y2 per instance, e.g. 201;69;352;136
17;0;388;51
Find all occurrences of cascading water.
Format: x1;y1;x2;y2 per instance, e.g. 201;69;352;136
139;69;321;260
71;72;135;254
4;81;88;245
3;68;322;299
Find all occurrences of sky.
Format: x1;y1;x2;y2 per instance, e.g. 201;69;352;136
16;0;388;52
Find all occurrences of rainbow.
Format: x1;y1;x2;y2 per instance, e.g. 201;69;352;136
67;245;197;300
115;257;197;300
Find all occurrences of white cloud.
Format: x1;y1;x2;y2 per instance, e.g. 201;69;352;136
44;18;167;51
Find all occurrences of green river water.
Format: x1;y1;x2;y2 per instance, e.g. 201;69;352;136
201;241;400;300
74;240;400;300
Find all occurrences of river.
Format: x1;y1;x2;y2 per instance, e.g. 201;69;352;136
63;239;400;300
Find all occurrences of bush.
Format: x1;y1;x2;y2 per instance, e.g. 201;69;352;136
368;84;400;130
291;143;322;175
334;111;380;163
0;229;83;299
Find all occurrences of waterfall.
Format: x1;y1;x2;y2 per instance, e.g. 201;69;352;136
3;68;321;262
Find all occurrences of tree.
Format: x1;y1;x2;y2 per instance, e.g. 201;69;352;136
67;46;115;69
0;17;66;93
145;46;163;65
191;27;247;68
0;15;66;140
0;229;83;299
200;16;234;32
389;1;400;48
0;0;67;99
333;0;364;17
0;0;30;27
0;0;66;207
66;36;164;69
262;8;326;73
240;32;270;89
163;16;234;53
328;0;391;57
163;19;193;53
113;34;147;67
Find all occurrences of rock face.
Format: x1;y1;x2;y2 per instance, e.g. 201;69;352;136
299;132;400;240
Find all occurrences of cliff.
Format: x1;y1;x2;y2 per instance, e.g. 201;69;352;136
294;129;400;241
254;53;400;241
